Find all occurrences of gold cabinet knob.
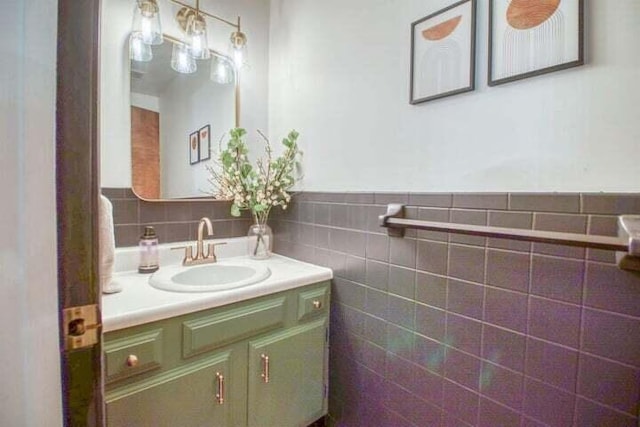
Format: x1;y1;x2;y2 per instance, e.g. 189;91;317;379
126;354;139;367
312;300;322;309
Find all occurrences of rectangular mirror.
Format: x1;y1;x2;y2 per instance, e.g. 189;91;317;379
130;36;237;199
100;0;270;202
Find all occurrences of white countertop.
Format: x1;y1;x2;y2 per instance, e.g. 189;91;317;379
102;240;333;332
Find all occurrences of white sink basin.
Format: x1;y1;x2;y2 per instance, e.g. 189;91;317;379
149;260;271;293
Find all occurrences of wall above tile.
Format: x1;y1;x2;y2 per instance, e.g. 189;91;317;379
269;1;640;192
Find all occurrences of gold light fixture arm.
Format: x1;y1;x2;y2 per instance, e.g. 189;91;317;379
169;0;239;29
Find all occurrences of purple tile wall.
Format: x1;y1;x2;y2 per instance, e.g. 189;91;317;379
102;188;251;247
272;192;640;427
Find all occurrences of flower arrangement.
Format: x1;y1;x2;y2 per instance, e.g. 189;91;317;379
208;128;302;257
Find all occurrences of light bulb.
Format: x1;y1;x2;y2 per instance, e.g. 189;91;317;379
233;48;243;68
187;15;210;60
229;30;249;70
171;43;197;74
130;32;152;62
132;0;163;45
141;17;153;42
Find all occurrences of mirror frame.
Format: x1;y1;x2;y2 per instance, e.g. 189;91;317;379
129;33;238;202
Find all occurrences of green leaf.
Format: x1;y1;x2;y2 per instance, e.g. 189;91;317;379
221;151;233;167
230;203;241;217
230;128;246;139
241;163;253;177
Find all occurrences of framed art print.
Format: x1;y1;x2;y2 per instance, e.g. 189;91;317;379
488;0;584;86
189;131;199;165
410;0;476;104
198;124;211;162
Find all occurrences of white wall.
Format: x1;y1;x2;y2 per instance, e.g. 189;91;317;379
101;0;270;189
159;68;235;198
0;0;62;425
269;0;640;192
131;92;160;112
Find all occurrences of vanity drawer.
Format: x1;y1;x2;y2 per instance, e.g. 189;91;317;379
105;329;163;384
297;285;330;322
182;296;287;358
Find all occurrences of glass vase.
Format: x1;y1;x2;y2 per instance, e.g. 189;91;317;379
247;221;272;259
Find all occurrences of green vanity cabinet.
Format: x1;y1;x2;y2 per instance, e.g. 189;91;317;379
104;281;330;427
247;320;328;427
105;350;233;427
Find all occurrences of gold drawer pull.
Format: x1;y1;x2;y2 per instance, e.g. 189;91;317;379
312;300;323;309
261;354;270;383
126;354;139;367
215;372;224;404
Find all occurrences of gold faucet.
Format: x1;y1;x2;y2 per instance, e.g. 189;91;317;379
172;217;226;266
196;217;214;260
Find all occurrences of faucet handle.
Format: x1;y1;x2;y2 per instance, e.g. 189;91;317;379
206;242;227;261
171;245;194;265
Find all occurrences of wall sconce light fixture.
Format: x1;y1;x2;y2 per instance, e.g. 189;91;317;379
130;32;153;62
131;0;163;45
176;4;210;61
170;41;197;74
229;17;248;69
130;0;247;81
210;55;234;84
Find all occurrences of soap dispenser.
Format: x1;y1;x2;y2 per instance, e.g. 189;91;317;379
138;226;159;274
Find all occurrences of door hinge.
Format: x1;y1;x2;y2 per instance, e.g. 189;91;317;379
63;304;100;351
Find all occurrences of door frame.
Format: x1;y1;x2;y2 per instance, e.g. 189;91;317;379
56;0;103;425
0;0;63;424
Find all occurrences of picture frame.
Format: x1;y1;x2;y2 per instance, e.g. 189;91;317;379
189;131;199;165
410;0;476;104
198;124;211;162
488;0;584;86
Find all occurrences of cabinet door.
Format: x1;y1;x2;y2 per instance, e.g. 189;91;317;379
247;320;327;427
106;351;232;427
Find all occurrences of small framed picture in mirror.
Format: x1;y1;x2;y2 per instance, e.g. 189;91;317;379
189;131;199;165
199;125;211;162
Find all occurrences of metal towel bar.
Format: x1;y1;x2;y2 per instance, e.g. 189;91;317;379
379;204;640;272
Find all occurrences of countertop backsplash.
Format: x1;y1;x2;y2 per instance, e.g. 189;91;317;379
112;236;250;273
102;188;251;247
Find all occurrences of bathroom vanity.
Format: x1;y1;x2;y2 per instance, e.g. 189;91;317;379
102;240;332;427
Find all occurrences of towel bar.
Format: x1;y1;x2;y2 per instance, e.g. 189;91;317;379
379;204;640;272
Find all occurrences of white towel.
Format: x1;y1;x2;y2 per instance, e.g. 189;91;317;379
100;195;122;293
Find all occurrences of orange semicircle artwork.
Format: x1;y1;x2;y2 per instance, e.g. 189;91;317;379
506;0;561;30
422;15;462;41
